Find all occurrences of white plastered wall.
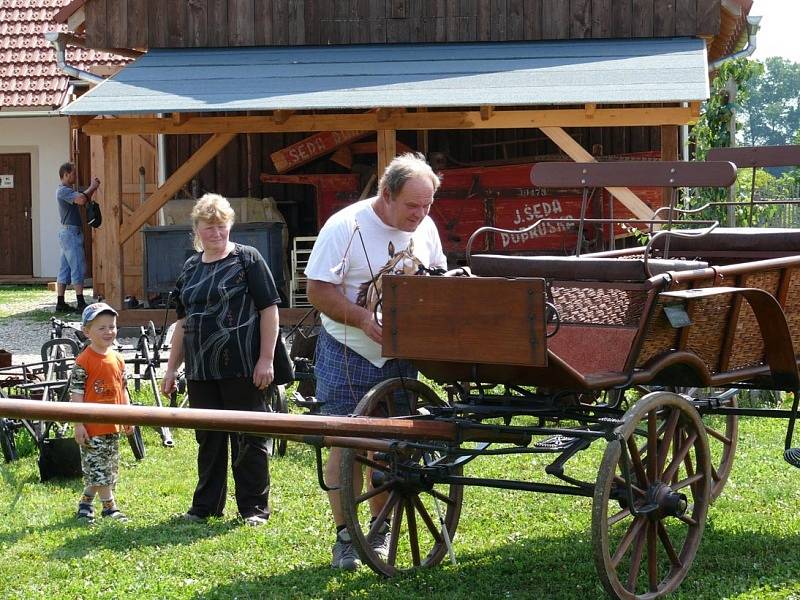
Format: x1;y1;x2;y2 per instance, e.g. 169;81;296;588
0;116;70;277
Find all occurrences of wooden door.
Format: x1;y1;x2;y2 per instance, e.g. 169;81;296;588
0;154;32;275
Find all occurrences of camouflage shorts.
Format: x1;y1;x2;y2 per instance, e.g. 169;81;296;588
80;434;120;487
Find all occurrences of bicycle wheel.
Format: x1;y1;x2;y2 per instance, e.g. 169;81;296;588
0;419;18;462
127;426;146;460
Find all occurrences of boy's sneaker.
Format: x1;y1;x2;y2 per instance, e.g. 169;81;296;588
101;508;129;522
368;519;391;561
331;529;361;571
76;503;95;523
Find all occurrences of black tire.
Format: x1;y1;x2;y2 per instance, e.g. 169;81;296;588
0;419;18;463
127;425;146;460
265;384;288;457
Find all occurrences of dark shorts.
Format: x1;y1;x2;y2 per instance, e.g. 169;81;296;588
313;327;417;416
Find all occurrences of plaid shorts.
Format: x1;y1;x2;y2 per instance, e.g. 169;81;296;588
79;434;120;487
314;327;417;415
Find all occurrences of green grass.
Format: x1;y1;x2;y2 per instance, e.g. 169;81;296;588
1;391;799;599
0;285;56;322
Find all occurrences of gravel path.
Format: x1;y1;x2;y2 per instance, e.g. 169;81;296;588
0;289;141;366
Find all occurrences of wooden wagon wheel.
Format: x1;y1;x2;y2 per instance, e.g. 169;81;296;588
592;391;711;600
672;387;738;502
339;378;464;577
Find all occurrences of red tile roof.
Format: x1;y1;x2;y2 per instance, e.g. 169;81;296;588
0;0;128;109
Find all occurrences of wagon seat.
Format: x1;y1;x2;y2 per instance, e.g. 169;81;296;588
469;254;708;386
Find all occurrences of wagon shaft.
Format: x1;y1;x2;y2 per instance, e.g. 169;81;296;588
0;398;460;444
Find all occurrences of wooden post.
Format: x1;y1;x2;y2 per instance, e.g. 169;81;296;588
660;125;679;207
101;135;124;308
539;126;654;220
377;129;397;180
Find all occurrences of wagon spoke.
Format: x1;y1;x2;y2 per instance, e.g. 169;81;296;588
647;521;659;592
406;499;421;566
387;497;405;566
425;486;456;506
369;490;400;533
705;425;732;445
626;437;650;487
355;480;395;505
662;431;698;483
656;408;680;474
625;521;647;591
354;453;391;473
611;516;647;568
647;411;658;482
671;472;705;492
608;507;632;527
677;513;697;526
657;521;683;568
411;495;444;543
613;475;646;497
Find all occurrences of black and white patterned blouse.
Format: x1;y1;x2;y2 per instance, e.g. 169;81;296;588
175;243;281;381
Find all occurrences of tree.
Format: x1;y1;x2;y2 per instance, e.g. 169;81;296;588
688;58;762;223
740;57;800;147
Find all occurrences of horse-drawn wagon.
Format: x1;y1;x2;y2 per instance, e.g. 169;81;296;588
2;149;799;599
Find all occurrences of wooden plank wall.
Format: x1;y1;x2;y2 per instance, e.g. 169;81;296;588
166;123;660;239
90;134;158;301
87;0;720;48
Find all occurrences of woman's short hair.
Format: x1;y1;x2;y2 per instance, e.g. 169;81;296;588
378;152;441;200
190;193;235;251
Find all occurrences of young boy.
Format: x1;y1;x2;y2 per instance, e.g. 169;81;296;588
70;302;131;522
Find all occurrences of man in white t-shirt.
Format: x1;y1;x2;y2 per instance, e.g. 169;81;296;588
304;152;447;570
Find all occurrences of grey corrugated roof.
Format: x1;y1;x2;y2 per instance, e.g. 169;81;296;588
62;37;709;115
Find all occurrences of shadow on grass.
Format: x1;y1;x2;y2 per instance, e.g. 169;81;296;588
191;521;800;600
51;515;240;560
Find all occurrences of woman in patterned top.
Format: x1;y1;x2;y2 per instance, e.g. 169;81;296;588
161;194;281;526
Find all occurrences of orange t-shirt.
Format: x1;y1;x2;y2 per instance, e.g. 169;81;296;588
70;347;127;437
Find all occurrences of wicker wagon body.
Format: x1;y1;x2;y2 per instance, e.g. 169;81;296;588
382;228;800;394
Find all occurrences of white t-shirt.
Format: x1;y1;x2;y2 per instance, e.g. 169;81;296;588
304;198;447;366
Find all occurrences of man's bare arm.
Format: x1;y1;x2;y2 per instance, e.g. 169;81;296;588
306;279;381;344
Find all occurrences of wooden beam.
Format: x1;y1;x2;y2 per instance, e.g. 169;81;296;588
584;103;597;118
101;135;124;308
119;133;235;243
82;106;700;136
660;125;680;207
539;126;654;220
377;129;397;181
273;110;294;124
480;105;494;121
69;115;95;130
172;113;190;126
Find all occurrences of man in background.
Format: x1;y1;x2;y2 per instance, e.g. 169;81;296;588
55;162;100;313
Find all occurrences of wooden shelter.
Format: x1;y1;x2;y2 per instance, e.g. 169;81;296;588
53;0;754;323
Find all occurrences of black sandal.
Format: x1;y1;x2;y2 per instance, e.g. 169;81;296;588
76;503;95;521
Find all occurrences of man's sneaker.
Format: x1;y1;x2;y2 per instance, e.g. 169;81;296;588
101;508;129;522
368;519;390;561
242;514;268;527
76;503;95;523
331;529;362;571
76;301;88;311
55;302;75;313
